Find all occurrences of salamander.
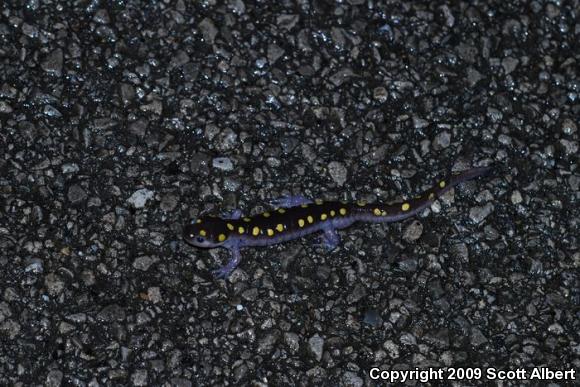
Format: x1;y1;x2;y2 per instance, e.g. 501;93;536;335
183;166;492;278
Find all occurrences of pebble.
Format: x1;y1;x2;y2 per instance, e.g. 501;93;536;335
127;189;154;209
328;161;347;186
308;334;324;362
469;203;494;223
133;255;158;271
511;190;523;204
212;157;234;171
403;220;423;242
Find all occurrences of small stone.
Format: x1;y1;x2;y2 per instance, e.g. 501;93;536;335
501;56;519;74
44;105;62;117
120;83;135;105
41;48;63;77
257;330;280;355
215;128;238;152
93;9;111;24
547;323;564;335
131;369;148;386
347;283;367;304
561;118;577;134
66;313;87;323
363;310;382;327
308;334;324;361
128;119;147;138
46;370;64;387
470;328;488;346
160;194;178;211
284;332;300;353
0;101;13;114
450;243;469;262
133;255;158;271
0;319;21;339
398;258;418;272
267;43;285;64
469;203;494;223
341;371;363;387
433;131;451;150
199;17;218;44
510;190;523;204
403;220;423;242
382;339;400;358
25;258;43;273
212;157;234;171
558;139;578;156
62;163;80;174
170;379;192;387
67;184;87;204
413;116;429;129
373;87;388;103
329;68;354;87
328;161;347;186
0;302;11;322
466;67;484;86
44;273;65;296
127;188;154;209
147;287;162;304
97;304;126;322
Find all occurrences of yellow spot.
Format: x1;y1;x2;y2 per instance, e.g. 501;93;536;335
218;234;226;242
298;219;305;227
381;210;387;216
267;229;274;236
307;215;314;224
300;203;309;208
276;224;284;232
199;230;207;237
252;226;260;236
315;199;323;205
263;212;270;218
330;210;336;217
243;217;251;222
357;200;366;206
196;219;202;224
277;208;286;214
226;223;234;231
373;208;381;216
439;180;446;188
339;208;347;216
321;213;328;220
428;192;435;200
402;203;410;211
238;226;245;234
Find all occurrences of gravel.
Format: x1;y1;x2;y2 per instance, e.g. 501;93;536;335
0;1;578;385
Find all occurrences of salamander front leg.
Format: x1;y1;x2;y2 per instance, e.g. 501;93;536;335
270;195;312;208
316;228;341;251
212;246;242;279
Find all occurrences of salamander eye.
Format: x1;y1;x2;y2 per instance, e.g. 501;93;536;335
196;237;204;243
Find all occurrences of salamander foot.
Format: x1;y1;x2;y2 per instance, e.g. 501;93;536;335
211;246;242;279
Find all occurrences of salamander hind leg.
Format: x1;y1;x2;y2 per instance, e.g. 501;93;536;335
270;195;312;208
316;227;341;251
212;246;242;279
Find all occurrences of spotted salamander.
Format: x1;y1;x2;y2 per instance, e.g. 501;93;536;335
183;166;491;278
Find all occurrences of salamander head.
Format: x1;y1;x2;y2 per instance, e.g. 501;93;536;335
183;217;229;248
